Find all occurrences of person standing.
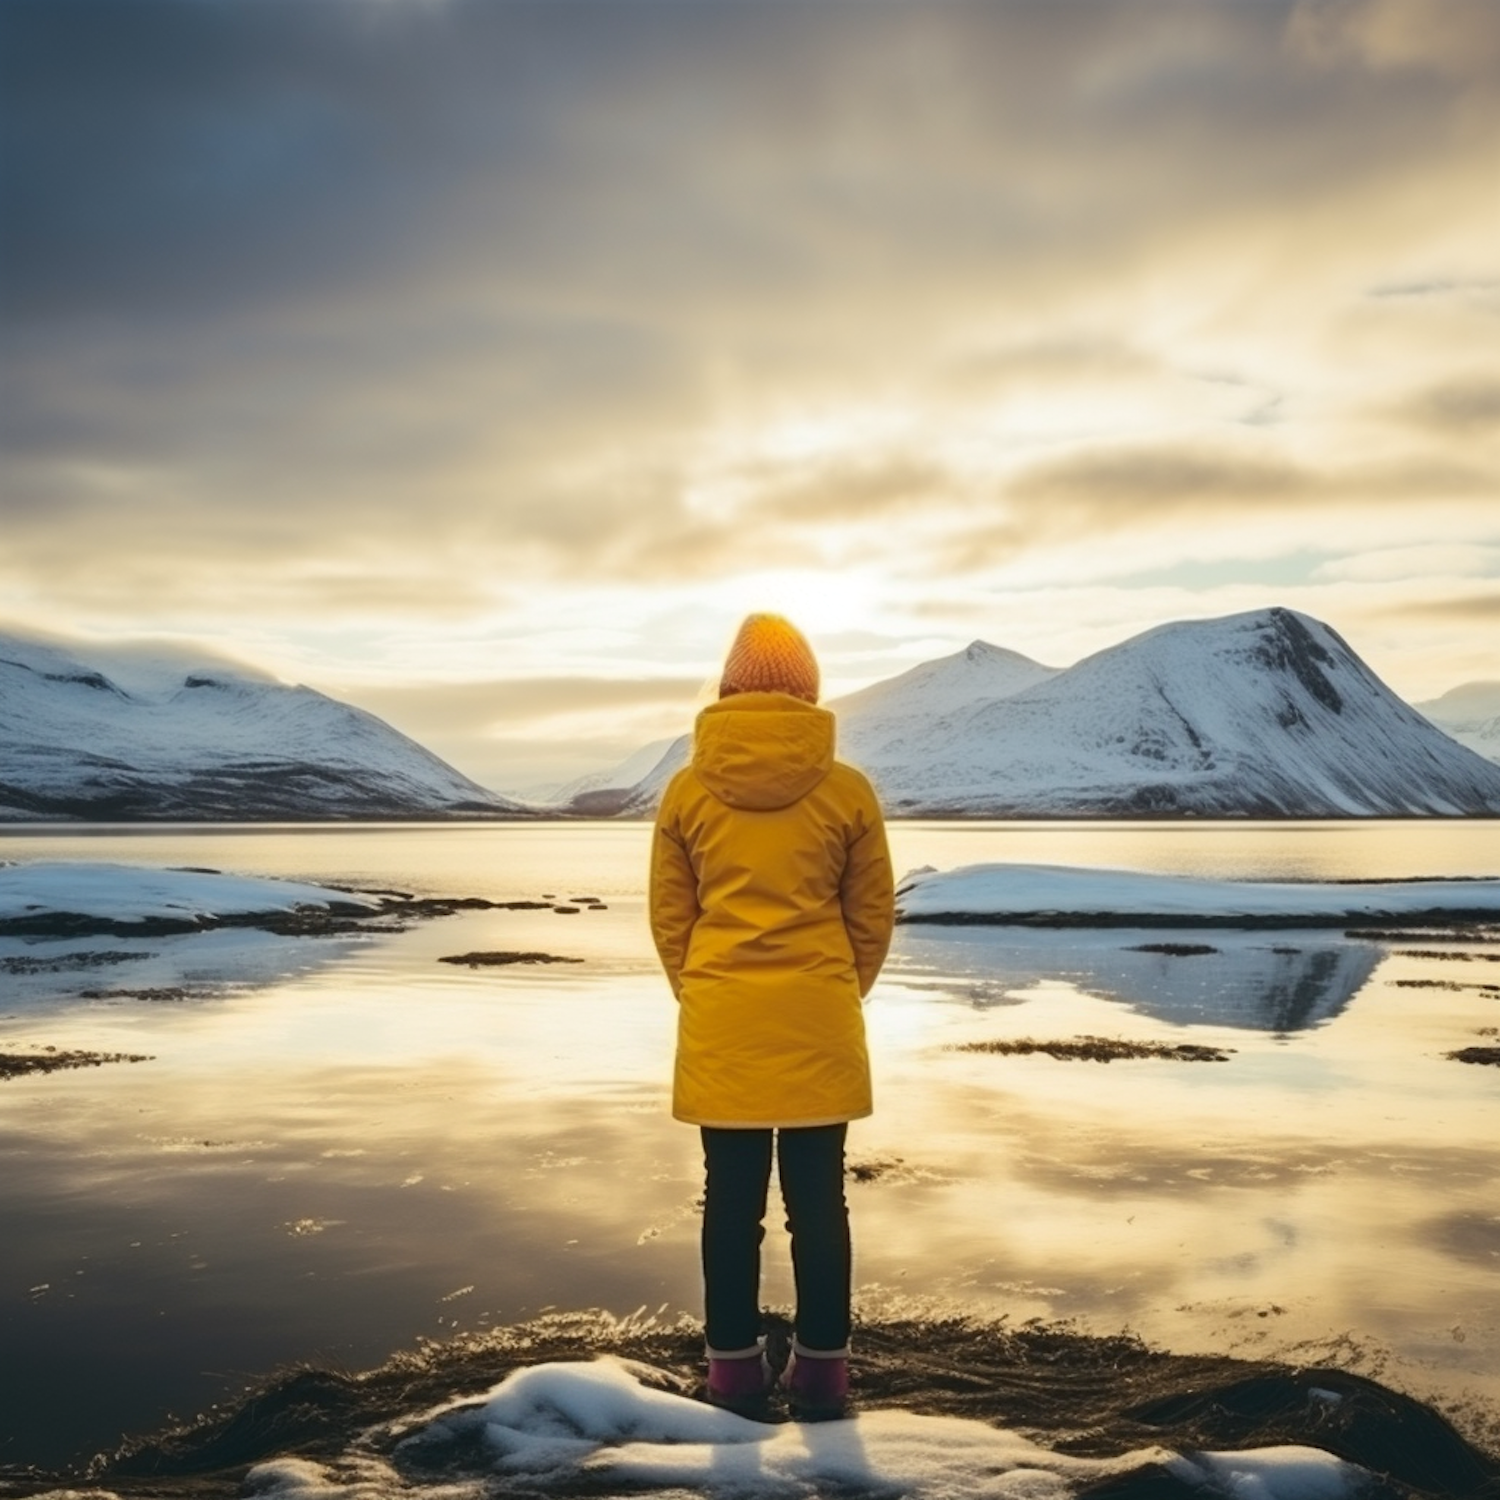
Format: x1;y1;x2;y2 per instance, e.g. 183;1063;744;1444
649;613;895;1420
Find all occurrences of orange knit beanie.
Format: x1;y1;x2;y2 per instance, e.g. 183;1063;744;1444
719;614;820;704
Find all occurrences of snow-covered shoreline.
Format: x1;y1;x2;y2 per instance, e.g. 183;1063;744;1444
0;860;383;930
10;858;1500;933
898;862;1500;926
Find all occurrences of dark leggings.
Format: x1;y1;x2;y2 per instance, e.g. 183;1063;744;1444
700;1123;850;1353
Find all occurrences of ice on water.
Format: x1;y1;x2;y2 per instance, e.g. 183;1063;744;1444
11;856;1500;930
898;862;1500;923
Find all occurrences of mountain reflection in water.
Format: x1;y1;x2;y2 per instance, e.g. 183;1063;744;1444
891;927;1382;1033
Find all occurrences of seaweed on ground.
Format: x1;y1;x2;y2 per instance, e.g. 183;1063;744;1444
845;1157;950;1186
1447;1047;1500;1067
1394;980;1500;994
952;1036;1234;1063
0;1048;153;1080
438;951;583;967
1;950;152;974
1346;928;1500;945
79;987;204;1002
1398;951;1500;963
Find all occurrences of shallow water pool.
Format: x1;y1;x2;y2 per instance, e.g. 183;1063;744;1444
2;821;1498;1467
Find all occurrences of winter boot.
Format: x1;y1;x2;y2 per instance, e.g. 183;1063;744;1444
705;1341;774;1416
781;1340;849;1421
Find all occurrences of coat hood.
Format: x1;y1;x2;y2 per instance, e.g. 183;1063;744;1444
692;692;836;811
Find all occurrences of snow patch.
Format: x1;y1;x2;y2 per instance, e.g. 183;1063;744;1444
1169;1447;1365;1500
361;1358;1374;1499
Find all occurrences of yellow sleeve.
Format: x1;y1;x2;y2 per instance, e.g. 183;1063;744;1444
840;792;895;998
649;787;700;1000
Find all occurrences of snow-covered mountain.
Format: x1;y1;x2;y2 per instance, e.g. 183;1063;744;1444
865;607;1500;816
836;640;1059;724
0;628;529;821
563;639;1059;816
1413;680;1500;765
578;608;1500;818
836;640;1059;773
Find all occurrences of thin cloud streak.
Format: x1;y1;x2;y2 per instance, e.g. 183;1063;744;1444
1395;592;1500;623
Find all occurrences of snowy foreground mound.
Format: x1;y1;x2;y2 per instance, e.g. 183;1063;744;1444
0;625;525;820
898;863;1500;925
249;1358;1372;1500
0;861;380;927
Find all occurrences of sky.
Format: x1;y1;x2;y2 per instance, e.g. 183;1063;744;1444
2;0;1497;794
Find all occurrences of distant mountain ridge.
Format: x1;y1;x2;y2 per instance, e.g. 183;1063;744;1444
0;628;529;821
537;735;682;809
567;608;1500;819
559;638;1061;815
555;638;1062;815
1414;680;1500;766
8;611;1497;823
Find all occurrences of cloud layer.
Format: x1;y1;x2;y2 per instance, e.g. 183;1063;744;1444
2;0;1496;786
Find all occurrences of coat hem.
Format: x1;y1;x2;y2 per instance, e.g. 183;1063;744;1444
675;1109;872;1129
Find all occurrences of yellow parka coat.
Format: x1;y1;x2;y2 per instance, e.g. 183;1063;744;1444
649;691;895;1129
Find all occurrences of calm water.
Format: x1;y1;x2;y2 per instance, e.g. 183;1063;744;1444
2;821;1499;1468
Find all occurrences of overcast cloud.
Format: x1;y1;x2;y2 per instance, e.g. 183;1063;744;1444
2;0;1497;788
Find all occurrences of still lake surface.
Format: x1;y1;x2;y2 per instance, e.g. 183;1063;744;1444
2;820;1499;1468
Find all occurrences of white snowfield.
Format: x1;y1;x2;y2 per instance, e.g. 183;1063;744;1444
247;1358;1373;1500
897;862;1500;925
0;861;381;924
